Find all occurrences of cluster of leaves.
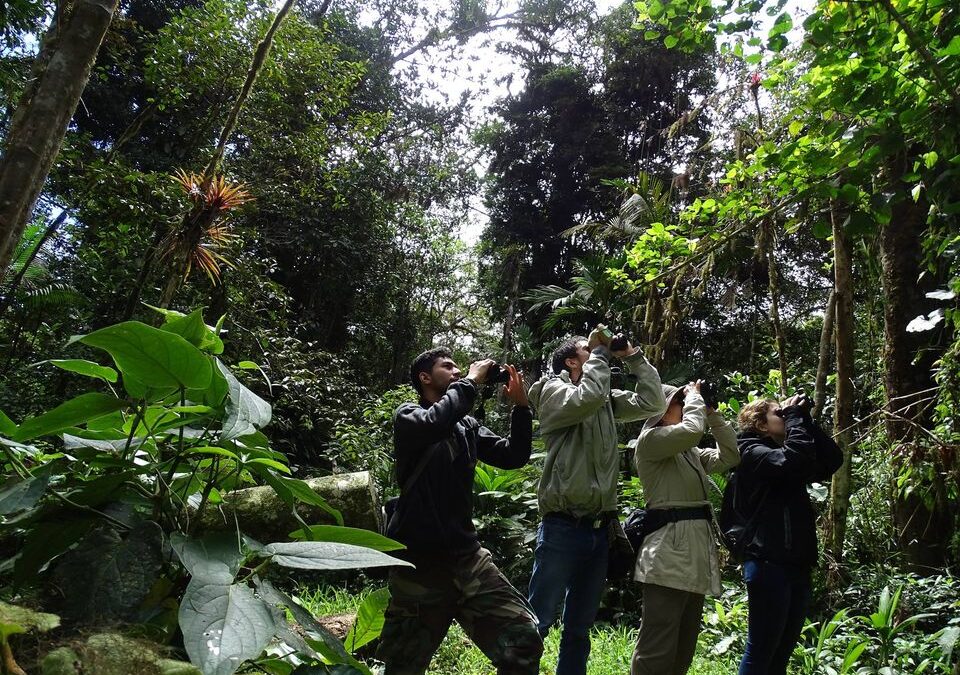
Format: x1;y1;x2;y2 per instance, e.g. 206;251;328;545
472;457;541;583
699;578;960;674
0;308;409;674
328;385;417;498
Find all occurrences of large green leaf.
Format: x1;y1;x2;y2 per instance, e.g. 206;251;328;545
179;579;278;675
189;359;229;409
64;471;140;507
73;321;213;390
344;587;390;652
14;519;95;586
13;393;127;441
62;432;147;455
254;579;369;675
122;374;178;402
161;308;224;354
0;410;15;436
170;532;247;583
50;522;163;623
289;525;404;552
46;359;119;383
0;475;48;515
218;361;271;440
261;542;412;571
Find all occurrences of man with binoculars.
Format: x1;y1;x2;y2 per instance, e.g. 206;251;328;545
527;326;665;675
377;348;543;674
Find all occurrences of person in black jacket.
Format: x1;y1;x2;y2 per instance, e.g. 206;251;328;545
377;347;543;675
726;394;843;675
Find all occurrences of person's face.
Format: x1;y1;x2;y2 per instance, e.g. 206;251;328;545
564;341;590;373
759;403;786;441
658;392;684;426
420;357;461;395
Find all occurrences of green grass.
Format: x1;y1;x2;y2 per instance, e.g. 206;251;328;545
293;584;739;674
428;622;735;674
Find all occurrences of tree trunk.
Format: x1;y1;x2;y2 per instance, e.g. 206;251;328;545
651;273;684;369
121;228;165;320
501;254;521;360
766;250;788;395
758;220;788;394
828;212;855;562
190;471;382;541
880;196;949;571
642;285;663;364
203;0;299;178
813;288;836;423
0;0;119;278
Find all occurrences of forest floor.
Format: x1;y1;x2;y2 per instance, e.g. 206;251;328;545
299;584;737;674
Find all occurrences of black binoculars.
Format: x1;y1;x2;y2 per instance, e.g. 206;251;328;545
485;361;511;385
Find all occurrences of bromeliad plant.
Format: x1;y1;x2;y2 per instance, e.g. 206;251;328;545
0;307;408;675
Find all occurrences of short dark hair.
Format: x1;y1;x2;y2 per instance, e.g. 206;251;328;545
410;347;454;395
551;336;586;374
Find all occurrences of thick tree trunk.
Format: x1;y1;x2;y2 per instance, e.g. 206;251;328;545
0;0;119;278
191;471;382;542
813;287;836;423
880;196;949;571
828;214;854;562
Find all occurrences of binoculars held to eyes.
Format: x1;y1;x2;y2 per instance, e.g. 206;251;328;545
485;362;511;385
774;392;814;417
676;380;721;409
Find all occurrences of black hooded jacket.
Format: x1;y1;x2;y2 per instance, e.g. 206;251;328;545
723;406;844;568
386;379;533;557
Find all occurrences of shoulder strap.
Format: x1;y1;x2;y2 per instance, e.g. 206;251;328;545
402;443;439;495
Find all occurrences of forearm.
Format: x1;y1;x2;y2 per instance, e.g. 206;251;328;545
394;380;476;444
701;414;740;472
612;351;666;421
477;405;533;469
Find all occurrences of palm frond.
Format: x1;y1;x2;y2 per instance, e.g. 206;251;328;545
21;282;79;311
541;305;589;333
522;284;584;313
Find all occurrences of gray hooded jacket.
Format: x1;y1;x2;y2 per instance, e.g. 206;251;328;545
528;348;665;517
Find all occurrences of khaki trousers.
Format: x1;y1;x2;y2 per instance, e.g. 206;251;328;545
631;583;705;675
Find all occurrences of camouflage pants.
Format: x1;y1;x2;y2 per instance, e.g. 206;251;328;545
376;547;543;674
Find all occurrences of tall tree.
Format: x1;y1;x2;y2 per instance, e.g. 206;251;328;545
0;0;119;277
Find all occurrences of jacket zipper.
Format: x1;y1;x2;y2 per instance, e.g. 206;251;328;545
783;506;793;550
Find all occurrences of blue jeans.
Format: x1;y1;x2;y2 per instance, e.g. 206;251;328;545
738;559;812;675
527;515;609;675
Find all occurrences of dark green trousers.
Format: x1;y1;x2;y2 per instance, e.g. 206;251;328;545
377;547;543;675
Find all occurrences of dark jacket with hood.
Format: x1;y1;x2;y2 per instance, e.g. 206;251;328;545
386;378;532;558
724;406;843;568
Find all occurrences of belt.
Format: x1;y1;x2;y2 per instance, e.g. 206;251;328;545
648;505;712;523
544;511;615;529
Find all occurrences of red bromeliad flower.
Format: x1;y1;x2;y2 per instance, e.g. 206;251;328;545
160;171;253;283
749;72;763;91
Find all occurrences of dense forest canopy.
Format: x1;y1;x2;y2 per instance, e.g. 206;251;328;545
0;0;957;672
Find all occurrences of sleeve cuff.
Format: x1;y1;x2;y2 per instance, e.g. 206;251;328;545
591;346;610;361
